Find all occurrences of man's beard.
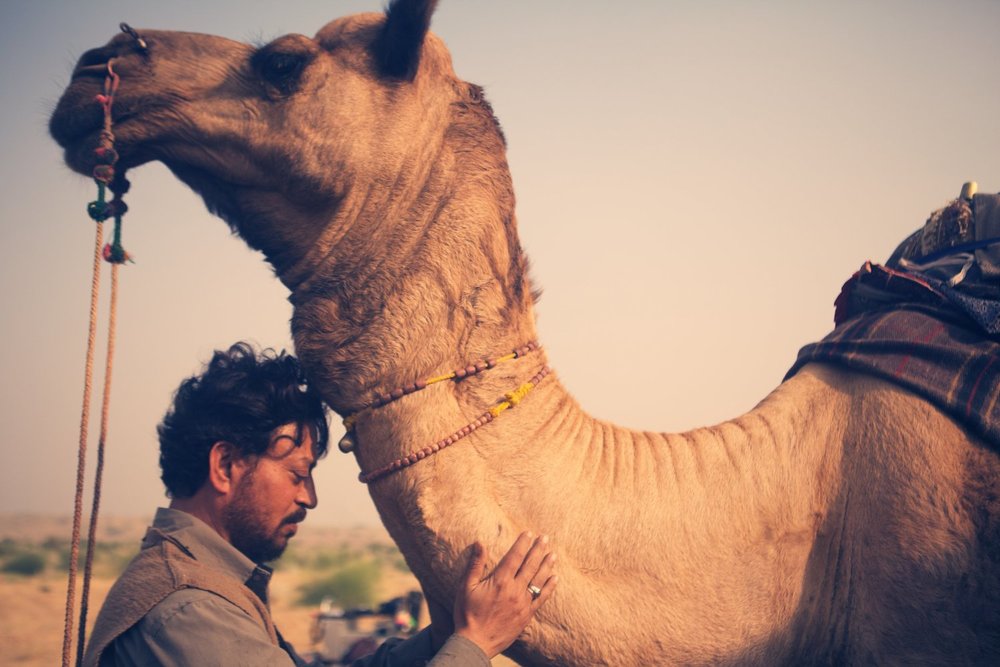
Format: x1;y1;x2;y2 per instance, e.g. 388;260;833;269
223;475;307;563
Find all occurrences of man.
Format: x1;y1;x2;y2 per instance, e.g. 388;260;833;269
84;343;556;666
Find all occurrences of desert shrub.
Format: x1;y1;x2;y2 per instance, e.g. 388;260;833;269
58;540;84;571
2;551;46;576
312;547;355;570
55;540;137;577
298;560;381;608
367;543;392;557
0;538;19;557
42;536;67;551
272;544;308;570
104;544;139;577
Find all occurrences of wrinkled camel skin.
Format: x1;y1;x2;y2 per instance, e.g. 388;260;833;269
50;2;1000;664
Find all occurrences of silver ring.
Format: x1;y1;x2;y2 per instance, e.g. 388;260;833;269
527;584;542;600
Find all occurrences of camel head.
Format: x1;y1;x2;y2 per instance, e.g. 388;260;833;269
50;0;509;286
52;0;531;407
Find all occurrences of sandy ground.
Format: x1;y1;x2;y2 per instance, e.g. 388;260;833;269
0;573;115;665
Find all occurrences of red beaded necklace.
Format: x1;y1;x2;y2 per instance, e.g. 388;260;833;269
337;342;550;484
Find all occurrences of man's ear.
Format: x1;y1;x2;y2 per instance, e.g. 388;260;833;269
207;441;240;495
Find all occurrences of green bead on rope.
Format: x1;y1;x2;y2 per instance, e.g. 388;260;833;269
102;213;132;264
86;175;133;264
87;188;111;222
87;65;132;265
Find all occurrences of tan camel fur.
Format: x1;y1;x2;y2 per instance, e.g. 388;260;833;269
50;2;1000;664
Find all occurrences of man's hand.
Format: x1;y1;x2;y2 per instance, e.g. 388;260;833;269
452;532;557;658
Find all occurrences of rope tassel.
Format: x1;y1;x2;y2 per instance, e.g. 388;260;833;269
489;381;536;417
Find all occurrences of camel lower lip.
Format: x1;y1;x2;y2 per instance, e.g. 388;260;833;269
51;108;142;175
50;82;106;150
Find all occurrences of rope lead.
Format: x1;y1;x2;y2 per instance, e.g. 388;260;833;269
62;55;129;667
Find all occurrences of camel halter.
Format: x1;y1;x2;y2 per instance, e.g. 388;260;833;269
62;27;137;667
338;342;551;484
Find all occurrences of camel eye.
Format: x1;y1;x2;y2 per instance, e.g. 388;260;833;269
265;53;302;77
254;50;308;95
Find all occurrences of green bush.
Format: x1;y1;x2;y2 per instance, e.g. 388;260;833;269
2;551;46;576
272;544;308;570
0;538;19;557
312;547;355;570
55;540;137;577
298;560;381;608
41;536;67;551
105;545;139;577
58;540;86;571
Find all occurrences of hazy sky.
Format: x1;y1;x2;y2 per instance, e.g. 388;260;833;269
1;0;997;527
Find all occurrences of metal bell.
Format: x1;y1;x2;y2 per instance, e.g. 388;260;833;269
338;430;356;453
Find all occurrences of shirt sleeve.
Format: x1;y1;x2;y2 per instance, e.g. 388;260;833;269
427;634;491;667
350;628;490;667
106;588;296;666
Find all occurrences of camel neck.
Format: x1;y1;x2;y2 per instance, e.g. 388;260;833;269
370;370;847;664
282;89;535;413
286;173;538;415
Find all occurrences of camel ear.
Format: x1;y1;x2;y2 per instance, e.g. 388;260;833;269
375;0;438;80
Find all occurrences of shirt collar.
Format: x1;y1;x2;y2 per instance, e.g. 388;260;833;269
146;507;272;602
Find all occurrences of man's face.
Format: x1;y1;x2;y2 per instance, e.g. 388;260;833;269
223;422;319;563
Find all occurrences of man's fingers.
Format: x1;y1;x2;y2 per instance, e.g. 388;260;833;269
525;550;556;592
515;534;550;582
532;573;558;608
525;551;556;609
463;542;488;590
492;531;534;579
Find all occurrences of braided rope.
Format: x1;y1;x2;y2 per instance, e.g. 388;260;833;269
61;221;104;667
75;263;119;666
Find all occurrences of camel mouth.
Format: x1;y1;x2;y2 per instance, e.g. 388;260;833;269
49;80;150;175
55;45;147;148
50;88;103;149
50;80;114;173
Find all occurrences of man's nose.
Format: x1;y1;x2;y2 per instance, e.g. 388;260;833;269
298;476;318;509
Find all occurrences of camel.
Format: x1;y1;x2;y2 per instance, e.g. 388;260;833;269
50;1;1000;664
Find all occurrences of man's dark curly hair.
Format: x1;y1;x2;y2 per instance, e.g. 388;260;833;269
158;342;329;498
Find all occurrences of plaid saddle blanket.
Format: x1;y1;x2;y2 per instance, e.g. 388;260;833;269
787;189;1000;448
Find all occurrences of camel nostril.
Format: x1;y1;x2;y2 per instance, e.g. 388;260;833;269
77;45;115;70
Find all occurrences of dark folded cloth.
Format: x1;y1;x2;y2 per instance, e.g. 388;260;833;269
787;306;1000;448
831;261;1000;336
